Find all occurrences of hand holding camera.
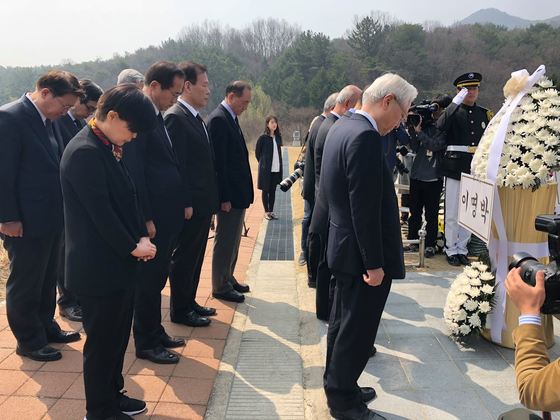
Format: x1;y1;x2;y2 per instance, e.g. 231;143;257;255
506;267;545;316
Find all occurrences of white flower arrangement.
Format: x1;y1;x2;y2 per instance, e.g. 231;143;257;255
471;76;560;190
444;262;495;337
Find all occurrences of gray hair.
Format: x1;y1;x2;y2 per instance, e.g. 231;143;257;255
323;92;338;112
336;85;362;105
363;73;417;107
117;68;145;86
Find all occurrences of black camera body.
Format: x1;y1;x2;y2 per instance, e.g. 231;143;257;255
407;101;439;128
509;214;560;314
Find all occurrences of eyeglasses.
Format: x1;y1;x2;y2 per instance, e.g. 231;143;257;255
391;96;408;120
53;95;76;111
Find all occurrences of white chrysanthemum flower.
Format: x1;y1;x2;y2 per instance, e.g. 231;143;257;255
469;277;482;286
508;146;522;159
479;301;491;313
504;173;518;187
537;77;554;88
464;299;479;311
480;272;494;281
468;287;481;298
481;284;494;294
468;313;482;328
549;96;560;106
532;143;546;156
543;88;559;99
543;150;558;166
548;120;560;133
476;264;488;272
538;166;550;180
520;173;535;188
515;165;531;177
529;158;544;173
456;294;468;306
459;324;472;335
540;100;552;110
464;267;479;278
532;90;549;101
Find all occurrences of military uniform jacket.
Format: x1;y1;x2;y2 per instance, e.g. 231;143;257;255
436;102;491;180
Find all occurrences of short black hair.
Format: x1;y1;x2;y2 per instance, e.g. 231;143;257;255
225;80;251;97
433;94;452;109
36;70;83;98
80;79;103;103
178;61;207;85
96;84;156;133
144;61;185;90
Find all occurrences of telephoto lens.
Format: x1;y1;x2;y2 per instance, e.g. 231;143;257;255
279;168;303;192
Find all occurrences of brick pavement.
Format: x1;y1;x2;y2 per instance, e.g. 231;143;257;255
0;171;265;420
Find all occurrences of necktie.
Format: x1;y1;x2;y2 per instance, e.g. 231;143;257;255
157;113;173;147
44;119;60;158
196;113;209;142
234;116;244;140
74;119;83;129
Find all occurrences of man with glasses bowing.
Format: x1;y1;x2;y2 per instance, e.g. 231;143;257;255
0;71;83;361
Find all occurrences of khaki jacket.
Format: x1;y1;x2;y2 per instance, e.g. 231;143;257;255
513;324;560;411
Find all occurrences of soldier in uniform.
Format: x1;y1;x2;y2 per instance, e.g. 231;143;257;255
437;72;493;266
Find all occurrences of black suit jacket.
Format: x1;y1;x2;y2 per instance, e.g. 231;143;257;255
321;113;405;279
54;113;85;147
255;134;283;191
60;127;147;296
206;104;254;209
313;112;339;197
302;114;325;203
164;102;219;216
123;113;184;233
0;95;64;237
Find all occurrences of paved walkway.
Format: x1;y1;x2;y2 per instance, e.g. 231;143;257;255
2;147;560;419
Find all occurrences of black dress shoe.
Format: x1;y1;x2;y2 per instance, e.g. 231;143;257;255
369;345;377;358
446;254;462;267
360;386;377;403
16;345;62;362
171;311;211;327
193;302;217;317
47;329;81;343
458;254;470;265
136;347;179;364
59;305;83;322
298;251;307;266
308;280;316;288
233;282;250;293
330;404;386;420
160;334;185;348
213;290;245;303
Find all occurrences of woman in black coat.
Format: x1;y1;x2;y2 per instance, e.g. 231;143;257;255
255;115;283;220
60;85;157;420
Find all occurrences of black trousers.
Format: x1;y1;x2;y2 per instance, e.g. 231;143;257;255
133;223;180;351
3;232;62;351
56;234;79;308
212;208;245;294
324;271;392;411
307;231;333;321
169;214;213;317
79;288;133;419
408;178;443;248
261;172;281;213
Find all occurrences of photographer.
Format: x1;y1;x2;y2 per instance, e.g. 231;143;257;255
506;268;560;411
406;95;451;257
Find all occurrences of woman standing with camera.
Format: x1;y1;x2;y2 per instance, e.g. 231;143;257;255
255;116;283;220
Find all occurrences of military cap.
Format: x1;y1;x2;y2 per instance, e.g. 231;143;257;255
453;72;482;88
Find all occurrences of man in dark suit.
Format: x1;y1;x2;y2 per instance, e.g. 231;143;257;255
54;79;103;322
309;85;362;321
321;73;417;420
207;81;253;303
300;92;337;270
0;71;83;361
165;61;219;327
61;84;158;420
126;61;187;364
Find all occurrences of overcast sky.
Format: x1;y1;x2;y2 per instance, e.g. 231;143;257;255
2;0;560;67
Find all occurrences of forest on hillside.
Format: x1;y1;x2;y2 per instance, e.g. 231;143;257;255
1;13;560;142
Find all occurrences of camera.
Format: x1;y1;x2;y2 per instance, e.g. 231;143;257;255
406;101;439;128
509;214;560;314
280;168;303;192
293;159;305;172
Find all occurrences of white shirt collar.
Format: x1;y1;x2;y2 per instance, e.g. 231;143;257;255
330;110;341;119
355;110;379;132
67;110;77;121
25;93;47;124
221;100;237;121
178;97;199;118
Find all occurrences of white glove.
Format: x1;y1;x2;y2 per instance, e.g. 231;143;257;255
452;87;468;105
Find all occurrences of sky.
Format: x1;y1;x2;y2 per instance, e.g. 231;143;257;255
2;0;560;67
